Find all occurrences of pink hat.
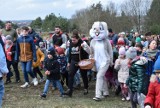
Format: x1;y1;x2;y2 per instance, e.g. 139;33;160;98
119;46;126;55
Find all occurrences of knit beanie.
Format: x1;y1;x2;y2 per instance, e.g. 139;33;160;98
154;56;160;73
126;47;137;59
136;37;141;43
56;47;64;55
48;47;56;57
119;46;126;55
5;35;12;41
117;37;125;45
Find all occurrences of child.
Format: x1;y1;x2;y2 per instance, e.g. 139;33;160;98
126;47;147;108
15;26;38;88
32;45;45;82
114;46;130;101
41;47;64;98
56;47;68;87
4;35;20;83
144;56;160;108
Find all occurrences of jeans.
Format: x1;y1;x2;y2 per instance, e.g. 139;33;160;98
0;80;4;107
21;61;35;82
73;70;81;87
43;79;63;95
6;60;20;81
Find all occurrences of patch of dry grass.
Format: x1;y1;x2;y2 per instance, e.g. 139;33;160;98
2;71;132;108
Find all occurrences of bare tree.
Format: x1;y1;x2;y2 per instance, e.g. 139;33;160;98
121;0;152;33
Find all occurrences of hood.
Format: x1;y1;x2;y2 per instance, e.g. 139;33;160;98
150;74;157;83
134;56;148;65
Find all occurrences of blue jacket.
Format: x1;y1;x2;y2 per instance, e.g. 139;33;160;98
143;51;160;76
15;35;37;62
0;44;8;77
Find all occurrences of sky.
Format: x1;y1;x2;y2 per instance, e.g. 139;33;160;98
0;0;125;21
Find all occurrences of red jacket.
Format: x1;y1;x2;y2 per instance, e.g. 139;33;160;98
144;75;160;108
4;44;13;61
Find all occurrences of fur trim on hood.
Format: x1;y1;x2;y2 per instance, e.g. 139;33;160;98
150;74;157;83
135;56;148;65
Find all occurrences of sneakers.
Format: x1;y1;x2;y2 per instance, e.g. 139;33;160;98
32;78;38;86
40;93;46;99
93;97;101;101
20;82;30;88
126;96;130;101
122;98;125;101
83;89;88;95
39;78;45;83
63;89;72;97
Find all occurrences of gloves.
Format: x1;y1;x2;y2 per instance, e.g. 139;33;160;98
145;105;151;108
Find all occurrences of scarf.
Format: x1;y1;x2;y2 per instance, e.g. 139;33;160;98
146;49;158;58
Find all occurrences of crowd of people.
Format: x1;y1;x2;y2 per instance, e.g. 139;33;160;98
0;21;160;108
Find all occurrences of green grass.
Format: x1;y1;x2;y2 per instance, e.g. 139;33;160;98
2;71;132;108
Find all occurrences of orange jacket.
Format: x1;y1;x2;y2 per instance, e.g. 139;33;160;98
32;48;45;68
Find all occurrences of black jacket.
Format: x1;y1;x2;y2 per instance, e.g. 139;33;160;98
44;57;60;80
68;39;88;63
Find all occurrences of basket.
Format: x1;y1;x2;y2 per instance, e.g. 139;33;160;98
78;59;95;70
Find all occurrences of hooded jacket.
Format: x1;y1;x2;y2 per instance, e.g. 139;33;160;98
44;57;60;80
144;74;160;108
15;35;37;62
0;44;9;77
126;56;147;93
32;48;45;68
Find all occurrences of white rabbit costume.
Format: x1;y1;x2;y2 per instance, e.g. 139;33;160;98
90;21;113;99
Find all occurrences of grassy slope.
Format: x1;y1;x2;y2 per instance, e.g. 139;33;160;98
2;71;132;108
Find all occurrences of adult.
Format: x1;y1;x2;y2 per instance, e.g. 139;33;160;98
28;27;43;45
2;21;20;82
52;26;67;49
63;30;90;97
142;40;160;95
0;43;9;107
0;29;4;47
2;21;17;42
143;32;152;48
90;22;113;101
108;28;118;46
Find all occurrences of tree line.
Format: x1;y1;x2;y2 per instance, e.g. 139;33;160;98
0;0;159;35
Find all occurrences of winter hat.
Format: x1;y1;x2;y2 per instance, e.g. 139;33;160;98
56;47;64;55
117;37;125;45
135;37;141;43
119;46;126;55
126;47;137;59
5;35;12;41
154;56;160;73
47;47;56;57
120;32;125;35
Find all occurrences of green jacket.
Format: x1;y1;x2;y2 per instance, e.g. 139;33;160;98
126;56;147;93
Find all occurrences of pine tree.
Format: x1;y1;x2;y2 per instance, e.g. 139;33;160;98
146;0;160;34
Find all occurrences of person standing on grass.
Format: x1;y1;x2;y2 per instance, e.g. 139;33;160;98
0;43;9;107
114;46;130;101
15;26;38;88
4;35;20;84
32;45;45;83
63;30;90;97
126;47;147;108
40;47;64;98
